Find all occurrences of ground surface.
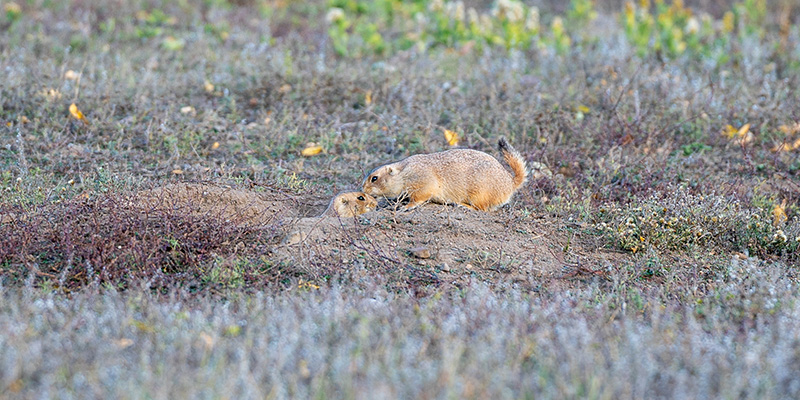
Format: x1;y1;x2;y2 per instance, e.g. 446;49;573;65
2;0;800;398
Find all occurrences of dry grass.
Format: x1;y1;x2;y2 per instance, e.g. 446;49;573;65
1;0;800;397
1;258;799;399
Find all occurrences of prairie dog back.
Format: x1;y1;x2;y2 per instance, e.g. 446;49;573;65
363;137;527;211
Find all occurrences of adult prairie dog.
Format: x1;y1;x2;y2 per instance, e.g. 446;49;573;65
363;137;528;211
321;192;378;217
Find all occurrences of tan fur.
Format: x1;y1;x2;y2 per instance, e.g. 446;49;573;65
321;192;378;217
363;137;528;211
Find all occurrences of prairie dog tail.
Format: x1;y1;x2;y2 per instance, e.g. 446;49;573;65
497;137;528;189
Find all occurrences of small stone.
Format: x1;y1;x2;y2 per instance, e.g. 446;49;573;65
465;263;474;270
285;231;308;245
512;273;527;283
440;263;450;272
529;161;553;179
408;246;431;259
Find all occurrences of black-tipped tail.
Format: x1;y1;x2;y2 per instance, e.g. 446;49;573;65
497;137;528;189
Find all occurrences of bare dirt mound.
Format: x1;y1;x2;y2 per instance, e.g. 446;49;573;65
275;204;618;292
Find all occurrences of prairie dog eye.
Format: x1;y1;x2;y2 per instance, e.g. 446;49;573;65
370;176;378;183
357;196;365;201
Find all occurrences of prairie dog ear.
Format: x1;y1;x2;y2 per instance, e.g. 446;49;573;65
387;166;397;176
340;197;349;205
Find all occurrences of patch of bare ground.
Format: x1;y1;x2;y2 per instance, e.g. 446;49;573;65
277;201;624;293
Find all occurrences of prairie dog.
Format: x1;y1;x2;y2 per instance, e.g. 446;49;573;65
362;137;527;211
321;192;378;217
284;192;376;246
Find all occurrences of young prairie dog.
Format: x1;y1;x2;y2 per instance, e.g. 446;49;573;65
321;192;378;217
363;137;528;211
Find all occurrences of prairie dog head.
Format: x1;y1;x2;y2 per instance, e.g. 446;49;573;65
362;164;404;198
331;192;377;217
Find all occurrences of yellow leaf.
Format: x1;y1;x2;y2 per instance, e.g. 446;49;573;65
64;70;80;81
69;103;88;124
114;338;134;349
737;123;750;138
172;169;184;175
723;123;752;144
443;129;459;146
365;90;372;106
223;325;241;337
211;141;220;150
301;144;323;156
204;80;215;93
722;11;734;34
577;105;590;113
298;279;320;290
735;123;753;145
787;122;800;135
722;124;737;139
773;200;787;226
774;137;800;152
774;143;793;152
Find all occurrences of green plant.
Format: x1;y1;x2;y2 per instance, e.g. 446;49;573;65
595;185;799;258
623;0;695;58
734;0;766;38
4;2;22;24
134;9;176;39
620;0;777;66
326;7;351;56
324;0;590;57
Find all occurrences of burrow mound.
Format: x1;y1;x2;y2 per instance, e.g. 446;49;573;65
275;205;599;292
1;182;611;292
